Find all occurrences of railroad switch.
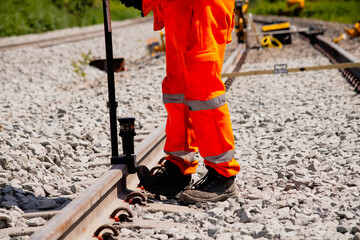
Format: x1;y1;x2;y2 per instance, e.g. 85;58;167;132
111;117;136;173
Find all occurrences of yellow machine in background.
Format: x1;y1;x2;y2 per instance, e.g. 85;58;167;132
234;0;249;43
287;0;305;8
262;22;290;32
279;0;305;17
146;31;166;57
261;21;292;46
345;21;360;39
334;21;360;43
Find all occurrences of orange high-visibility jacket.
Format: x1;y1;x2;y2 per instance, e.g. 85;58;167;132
143;0;240;177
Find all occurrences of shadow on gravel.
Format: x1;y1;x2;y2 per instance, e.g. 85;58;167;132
0;184;71;213
145;193;190;207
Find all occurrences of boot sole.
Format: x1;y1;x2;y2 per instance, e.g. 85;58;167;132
141;182;189;198
180;191;237;204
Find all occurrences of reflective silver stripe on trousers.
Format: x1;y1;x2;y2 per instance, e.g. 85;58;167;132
165;151;197;162
163;93;227;112
187;93;227;111
163;94;185;104
205;150;235;164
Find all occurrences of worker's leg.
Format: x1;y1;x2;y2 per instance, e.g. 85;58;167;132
137;0;198;197
161;0;199;175
185;0;239;177
180;0;241;203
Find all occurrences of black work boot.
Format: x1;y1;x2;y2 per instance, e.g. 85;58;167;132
137;160;191;198
180;167;237;204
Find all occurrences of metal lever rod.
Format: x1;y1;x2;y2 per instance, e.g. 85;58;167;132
102;0;119;159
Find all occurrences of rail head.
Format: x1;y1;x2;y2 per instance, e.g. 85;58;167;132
300;33;360;85
29;122;166;240
315;35;360;63
29;164;127;240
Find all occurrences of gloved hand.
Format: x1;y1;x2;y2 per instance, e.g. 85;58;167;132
119;0;142;12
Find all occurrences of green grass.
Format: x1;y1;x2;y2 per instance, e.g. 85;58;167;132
0;0;141;37
1;0;358;37
249;0;360;24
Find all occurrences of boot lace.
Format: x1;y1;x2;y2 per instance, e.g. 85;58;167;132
150;165;168;180
192;171;217;191
149;157;172;181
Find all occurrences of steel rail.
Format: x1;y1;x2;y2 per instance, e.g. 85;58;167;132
29;124;166;240
222;43;248;90
0;17;151;51
251;16;360;92
29;43;247;240
299;33;360;92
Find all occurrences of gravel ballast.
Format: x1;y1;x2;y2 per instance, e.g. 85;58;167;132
0;16;359;239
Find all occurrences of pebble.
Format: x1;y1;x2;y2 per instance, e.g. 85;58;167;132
0;233;10;240
0;220;6;229
37;199;58;210
354;232;360;240
352;226;360;234
139;229;155;236
235;207;251;223
153;234;168;240
0;214;11;225
337;211;355;220
26;217;46;227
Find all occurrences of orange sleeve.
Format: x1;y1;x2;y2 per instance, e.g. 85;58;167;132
142;0;164;30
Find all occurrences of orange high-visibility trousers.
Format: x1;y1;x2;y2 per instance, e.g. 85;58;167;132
145;0;240;177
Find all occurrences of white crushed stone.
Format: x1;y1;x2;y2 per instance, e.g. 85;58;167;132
0;17;359;240
0;19;165;229
126;34;359;240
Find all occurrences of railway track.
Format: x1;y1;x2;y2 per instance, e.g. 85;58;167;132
1;16;359;240
253;16;360;93
24;41;248;240
0;17;151;51
0;18;247;238
0;115;168;239
26;22;358;237
299;33;360;92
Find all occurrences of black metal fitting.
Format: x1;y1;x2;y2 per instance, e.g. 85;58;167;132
124;192;147;205
110;207;134;223
111;117;136;173
119;117;136;156
107;101;118;109
93;224;119;240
